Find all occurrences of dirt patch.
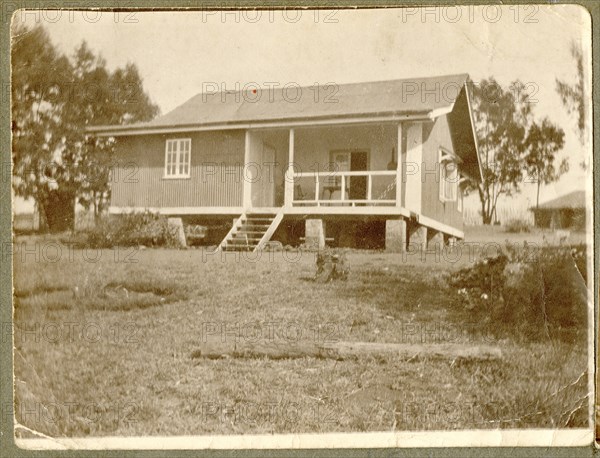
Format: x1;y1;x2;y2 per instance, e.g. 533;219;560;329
14;279;189;313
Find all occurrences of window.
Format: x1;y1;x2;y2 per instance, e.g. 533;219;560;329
164;139;191;178
439;148;459;202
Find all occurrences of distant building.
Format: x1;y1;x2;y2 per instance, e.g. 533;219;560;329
531;191;585;230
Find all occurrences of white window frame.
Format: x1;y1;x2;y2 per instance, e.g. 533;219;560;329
164;138;191;179
439;148;459;203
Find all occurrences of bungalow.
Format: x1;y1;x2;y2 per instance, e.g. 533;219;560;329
530;190;586;231
88;73;482;252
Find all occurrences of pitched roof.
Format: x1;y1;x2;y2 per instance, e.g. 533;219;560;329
533;191;586;210
88;73;471;134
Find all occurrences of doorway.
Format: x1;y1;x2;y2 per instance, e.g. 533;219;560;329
328;150;369;201
250;143;276;208
349;151;368;200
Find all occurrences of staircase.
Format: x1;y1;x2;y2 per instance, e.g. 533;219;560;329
219;210;284;252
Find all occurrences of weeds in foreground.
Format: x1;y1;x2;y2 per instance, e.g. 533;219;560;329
448;242;588;342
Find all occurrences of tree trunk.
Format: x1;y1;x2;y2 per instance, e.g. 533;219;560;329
44;190;75;232
478;186;492;225
482;198;492;225
93;191;99;222
34;196;49;232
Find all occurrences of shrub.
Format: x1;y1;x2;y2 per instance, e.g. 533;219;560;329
85;211;181;248
504;218;531;233
449;254;508;311
448;242;588;341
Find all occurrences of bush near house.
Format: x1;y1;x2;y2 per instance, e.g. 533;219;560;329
85;211;181;248
504;218;532;233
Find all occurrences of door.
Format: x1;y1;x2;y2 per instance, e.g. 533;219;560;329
349;151;368;200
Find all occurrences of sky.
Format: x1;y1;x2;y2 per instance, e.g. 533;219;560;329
12;5;592;216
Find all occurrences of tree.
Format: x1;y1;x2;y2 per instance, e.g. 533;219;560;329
62;42;159;220
524;118;567;209
12;25;159;229
11;23;74;230
62;41;114;221
469;78;533;224
556;42;585;144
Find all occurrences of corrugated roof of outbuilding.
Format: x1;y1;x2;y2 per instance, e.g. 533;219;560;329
534;191;586;210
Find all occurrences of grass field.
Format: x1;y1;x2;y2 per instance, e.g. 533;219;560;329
12;227;590;437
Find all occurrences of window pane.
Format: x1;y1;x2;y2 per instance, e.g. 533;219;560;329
165;139;192;176
166;141;174;175
185;141;191;175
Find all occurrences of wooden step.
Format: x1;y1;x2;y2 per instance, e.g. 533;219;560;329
227;236;261;243
218;210;282;254
238;225;272;230
228;238;263;243
222;246;258;252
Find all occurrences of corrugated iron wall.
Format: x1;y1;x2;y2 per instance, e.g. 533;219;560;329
111;130;245;209
420;116;463;230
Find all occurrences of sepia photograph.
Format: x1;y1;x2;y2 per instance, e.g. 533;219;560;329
5;3;596;452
